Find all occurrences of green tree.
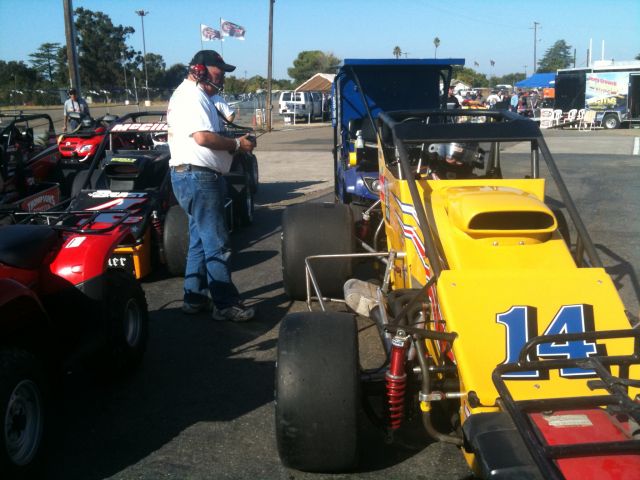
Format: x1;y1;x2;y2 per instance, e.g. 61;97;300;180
537;39;573;72
393;46;402;59
287;50;341;85
29;42;62;84
433;37;440;58
142;52;166;91
452;66;489;87
0;60;40;105
492;73;526;87
73;7;137;90
165;63;187;89
636;53;640;60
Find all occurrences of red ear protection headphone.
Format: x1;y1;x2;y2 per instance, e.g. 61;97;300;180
189;64;222;92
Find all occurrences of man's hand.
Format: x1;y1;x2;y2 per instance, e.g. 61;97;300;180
237;133;255;153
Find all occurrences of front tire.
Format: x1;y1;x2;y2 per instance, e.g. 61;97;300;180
102;269;149;372
276;312;360;472
0;349;46;478
281;203;355;300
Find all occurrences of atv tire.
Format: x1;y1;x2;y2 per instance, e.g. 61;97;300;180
276;312;360;472
163;205;189;276
281;203;354;300
102;269;149;372
0;349;46;478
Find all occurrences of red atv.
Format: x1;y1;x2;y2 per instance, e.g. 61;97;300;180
0;113;64;217
0;209;149;477
57;112;118;166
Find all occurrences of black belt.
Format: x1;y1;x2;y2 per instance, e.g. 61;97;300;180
172;164;221;174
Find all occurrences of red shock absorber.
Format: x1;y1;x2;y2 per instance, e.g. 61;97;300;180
386;331;410;430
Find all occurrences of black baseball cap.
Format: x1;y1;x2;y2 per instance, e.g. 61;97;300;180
189;50;236;72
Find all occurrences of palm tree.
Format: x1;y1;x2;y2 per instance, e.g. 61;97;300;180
393;46;402;59
433;37;440;58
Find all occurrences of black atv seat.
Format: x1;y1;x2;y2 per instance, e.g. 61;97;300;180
0;224;59;270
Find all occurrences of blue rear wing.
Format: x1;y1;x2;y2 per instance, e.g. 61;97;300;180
333;58;465;142
342;58;464;67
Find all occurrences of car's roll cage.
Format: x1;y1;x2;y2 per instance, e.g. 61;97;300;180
77;111;168;192
377;109;603;274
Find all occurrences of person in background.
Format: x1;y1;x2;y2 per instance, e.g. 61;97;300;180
167;49;256;322
510;89;520;113
447;86;460;109
486;90;500;108
63;88;90;132
212;94;236;123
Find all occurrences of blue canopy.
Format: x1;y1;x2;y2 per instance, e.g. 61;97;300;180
515;73;555;88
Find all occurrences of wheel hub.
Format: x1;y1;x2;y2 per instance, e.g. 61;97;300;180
5;379;43;466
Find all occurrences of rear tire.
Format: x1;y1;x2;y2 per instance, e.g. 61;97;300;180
163;205;189;276
0;349;46;478
602;114;620;130
102;269;149;372
281;203;354;300
276;312;360;472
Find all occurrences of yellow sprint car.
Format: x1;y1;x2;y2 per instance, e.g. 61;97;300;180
277;109;639;478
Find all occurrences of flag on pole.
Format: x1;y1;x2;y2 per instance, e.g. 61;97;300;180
201;24;222;41
220;19;246;40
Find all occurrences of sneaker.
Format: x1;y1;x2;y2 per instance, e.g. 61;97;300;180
212;304;255;322
181;298;212;314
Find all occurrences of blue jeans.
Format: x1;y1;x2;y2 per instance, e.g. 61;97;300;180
170;167;239;309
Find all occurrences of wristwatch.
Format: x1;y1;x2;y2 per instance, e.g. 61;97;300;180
234;137;241;152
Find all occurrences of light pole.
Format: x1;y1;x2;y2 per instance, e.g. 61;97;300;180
531;21;540;73
135;10;150;103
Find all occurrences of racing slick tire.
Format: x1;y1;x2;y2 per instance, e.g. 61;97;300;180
102;269;149;372
234;179;254;227
0;348;46;478
163;205;189;276
281;203;355;300
227;157;254;228
602;114;620;130
276;311;360;472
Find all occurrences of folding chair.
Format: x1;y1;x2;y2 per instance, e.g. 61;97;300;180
579;110;596;131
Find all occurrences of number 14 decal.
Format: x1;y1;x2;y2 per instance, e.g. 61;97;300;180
497;304;599;378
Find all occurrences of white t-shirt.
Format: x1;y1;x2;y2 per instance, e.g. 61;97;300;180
211;94;235;122
167;79;233;173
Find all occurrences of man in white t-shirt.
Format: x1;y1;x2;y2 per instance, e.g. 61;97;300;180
63;88;90;131
167;49;255;322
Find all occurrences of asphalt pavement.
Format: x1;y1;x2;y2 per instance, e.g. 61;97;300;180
43;123;639;479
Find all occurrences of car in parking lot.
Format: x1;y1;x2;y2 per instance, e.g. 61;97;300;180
278;90;322;119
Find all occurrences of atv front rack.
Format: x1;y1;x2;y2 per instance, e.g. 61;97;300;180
493;329;640;480
13;209;132;234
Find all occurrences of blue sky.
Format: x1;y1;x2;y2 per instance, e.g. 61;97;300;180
0;0;638;80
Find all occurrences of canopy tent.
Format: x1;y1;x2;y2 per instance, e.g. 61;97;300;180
515;73;555;88
295;73;335;92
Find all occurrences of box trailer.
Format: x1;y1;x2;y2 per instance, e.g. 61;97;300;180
555;63;640;129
